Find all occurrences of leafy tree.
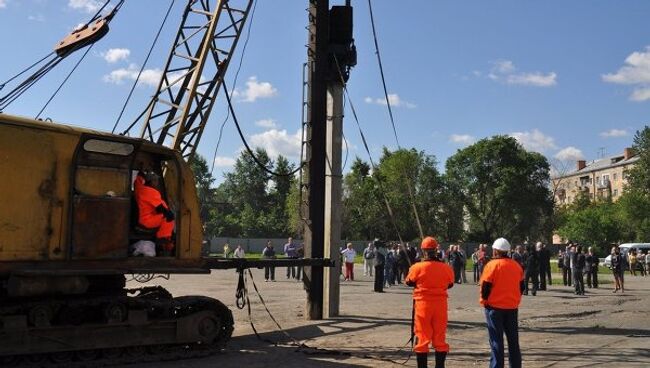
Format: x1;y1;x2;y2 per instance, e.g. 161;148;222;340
189;155;217;237
342;158;387;239
616;191;650;243
626;126;650;194
445;136;553;243
285;180;304;237
557;201;621;252
270;155;295;235
438;175;465;242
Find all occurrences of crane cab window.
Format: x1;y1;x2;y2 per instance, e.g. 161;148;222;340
83;139;134;156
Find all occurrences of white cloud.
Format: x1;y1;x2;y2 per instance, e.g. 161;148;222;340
509;129;557;152
555;146;584;161
602;46;650;101
449;134;476;146
103;64;163;87
255;119;278;129
249;129;302;159
506;72;557;87
0;0;7;9
28;14;45;22
630;87;650;102
600;129;629;138
68;0;103;13
233;76;278;102
602;47;650;85
101;48;130;63
364;93;416;108
487;60;557;87
213;156;236;168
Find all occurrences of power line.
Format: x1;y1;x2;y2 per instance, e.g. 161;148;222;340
333;55;404;244
112;0;176;134
367;0;424;239
223;80;302;178
367;0;400;147
210;0;258;175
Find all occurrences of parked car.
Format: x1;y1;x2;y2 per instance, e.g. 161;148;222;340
602;243;650;269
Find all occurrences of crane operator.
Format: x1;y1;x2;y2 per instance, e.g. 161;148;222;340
405;236;455;368
134;171;175;254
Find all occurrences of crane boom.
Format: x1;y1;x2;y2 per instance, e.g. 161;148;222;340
139;0;254;159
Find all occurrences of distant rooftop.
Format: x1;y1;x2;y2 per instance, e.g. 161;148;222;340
554;151;639;179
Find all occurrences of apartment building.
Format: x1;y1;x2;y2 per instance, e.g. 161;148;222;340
552;148;638;205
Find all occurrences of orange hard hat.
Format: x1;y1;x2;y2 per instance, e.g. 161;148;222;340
421;236;439;249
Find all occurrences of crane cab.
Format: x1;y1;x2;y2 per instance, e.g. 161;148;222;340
0;113;205;294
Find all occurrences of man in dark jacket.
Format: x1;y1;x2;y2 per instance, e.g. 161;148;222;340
572;245;586;295
523;244;539;296
373;239;386;292
449;245;463;284
563;244;573;286
585;246;598;288
537;242;551;290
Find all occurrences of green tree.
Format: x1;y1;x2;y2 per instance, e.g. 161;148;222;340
270;155;295;235
557;201;621;252
626;126;650;194
616;191;650;242
342;158;388;239
189;155;217;237
445;136;553;243
438;175;465;242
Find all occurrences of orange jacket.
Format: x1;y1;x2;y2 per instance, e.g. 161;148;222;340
134;175;169;224
405;260;454;301
479;257;524;309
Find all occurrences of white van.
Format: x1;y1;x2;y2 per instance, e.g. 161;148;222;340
602;243;650;268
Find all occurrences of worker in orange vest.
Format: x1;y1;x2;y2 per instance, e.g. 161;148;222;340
405;236;454;368
479;238;524;368
134;171;175;252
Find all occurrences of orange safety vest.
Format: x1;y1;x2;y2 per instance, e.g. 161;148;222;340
479;257;524;309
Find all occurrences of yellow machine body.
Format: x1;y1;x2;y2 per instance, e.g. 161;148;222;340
0;113;205;276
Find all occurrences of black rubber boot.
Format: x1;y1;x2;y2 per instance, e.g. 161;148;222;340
435;351;447;368
416;352;428;368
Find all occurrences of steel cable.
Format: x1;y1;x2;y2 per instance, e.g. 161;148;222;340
112;0;176;134
367;0;424;240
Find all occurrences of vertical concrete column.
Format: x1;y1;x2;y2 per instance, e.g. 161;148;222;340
324;84;343;318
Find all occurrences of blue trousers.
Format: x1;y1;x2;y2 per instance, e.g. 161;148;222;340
484;308;521;368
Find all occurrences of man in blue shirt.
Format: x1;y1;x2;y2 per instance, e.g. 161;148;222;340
284;237;298;279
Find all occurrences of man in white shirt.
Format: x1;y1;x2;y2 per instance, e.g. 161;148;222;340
233;244;245;259
341;243;357;281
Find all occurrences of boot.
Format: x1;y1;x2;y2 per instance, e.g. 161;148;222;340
435;351;447;368
416;352;427;368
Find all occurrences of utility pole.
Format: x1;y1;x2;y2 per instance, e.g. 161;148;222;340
303;0;329;320
323;83;343;318
304;0;355;320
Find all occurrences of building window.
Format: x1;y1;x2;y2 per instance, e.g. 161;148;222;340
614;189;618;196
613;173;617;181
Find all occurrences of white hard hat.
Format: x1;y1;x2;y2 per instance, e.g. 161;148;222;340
492;238;511;252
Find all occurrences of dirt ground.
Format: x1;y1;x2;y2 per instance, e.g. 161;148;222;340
124;265;650;368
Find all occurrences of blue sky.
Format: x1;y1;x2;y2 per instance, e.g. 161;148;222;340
1;0;649;182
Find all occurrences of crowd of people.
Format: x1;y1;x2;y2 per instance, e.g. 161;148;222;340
213;237;648;368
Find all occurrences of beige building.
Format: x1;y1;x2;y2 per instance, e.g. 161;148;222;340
552;148;638;205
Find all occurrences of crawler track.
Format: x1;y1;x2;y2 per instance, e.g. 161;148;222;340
0;287;234;367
